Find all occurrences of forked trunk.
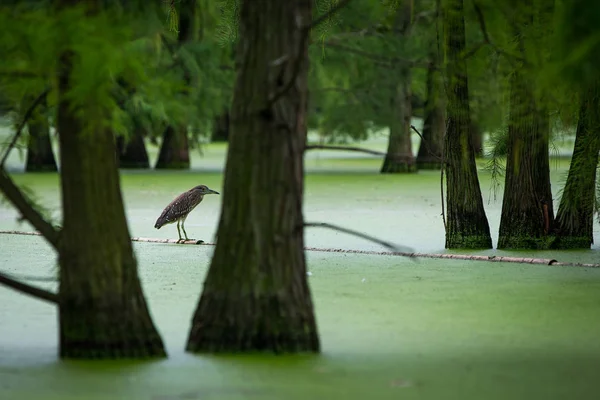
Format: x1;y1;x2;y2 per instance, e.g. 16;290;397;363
416;53;445;170
186;0;319;354
56;51;166;359
553;83;600;249
116;123;150;169
25;96;57;172
442;0;492;249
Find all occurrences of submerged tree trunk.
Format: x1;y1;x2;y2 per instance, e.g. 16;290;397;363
497;5;554;250
553;84;600;249
381;1;416;174
416;51;445;170
186;0;319;354
116;123;150;169
56;51;166;359
443;0;492;249
155;0;197;170
25;97;58;172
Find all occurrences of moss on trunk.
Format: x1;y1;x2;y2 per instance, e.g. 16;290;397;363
25;96;57;172
56;51;166;359
186;0;319;354
442;0;492;249
552;83;600;249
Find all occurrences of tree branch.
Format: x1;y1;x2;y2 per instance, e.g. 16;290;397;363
0;87;51;167
322;40;436;69
309;0;354;30
410;125;444;162
0;168;60;248
304;222;417;258
305;144;386;156
0;271;58;304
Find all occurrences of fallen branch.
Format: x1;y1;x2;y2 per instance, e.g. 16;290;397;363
2;230;600;268
305;144;386;156
0;169;60;248
0;271;58;304
0;87;51;167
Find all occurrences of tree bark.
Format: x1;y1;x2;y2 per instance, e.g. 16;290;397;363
381;1;416;174
442;0;492;249
211;111;230;142
116;123;150;169
470;119;483;158
552;83;600;249
416;49;445;170
186;0;319;354
497;4;554;250
56;50;166;359
155;0;197;170
25;96;58;172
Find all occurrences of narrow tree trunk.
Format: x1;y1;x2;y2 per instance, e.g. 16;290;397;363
211;111;230;142
497;3;554;250
553;84;600;249
25;97;58;172
186;0;319;354
155;0;197;170
443;0;492;249
116;123;150;169
416;53;445;170
470;120;483;157
381;2;416;174
56;51;166;359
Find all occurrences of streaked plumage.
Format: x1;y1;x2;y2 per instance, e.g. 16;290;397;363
154;185;219;242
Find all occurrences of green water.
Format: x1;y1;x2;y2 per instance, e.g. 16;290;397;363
1;139;599;399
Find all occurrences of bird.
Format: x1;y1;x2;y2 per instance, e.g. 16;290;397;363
154;185;220;243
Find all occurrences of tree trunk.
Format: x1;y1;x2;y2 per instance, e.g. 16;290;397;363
186;0;319;354
470;120;483;158
497;5;554;250
443;0;492;249
155;0;197;170
416;51;445;170
211;111;230;142
116;123;150;169
381;1;416;174
25;97;58;172
56;51;166;359
553;84;600;249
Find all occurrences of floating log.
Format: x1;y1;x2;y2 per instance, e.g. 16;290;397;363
1;230;598;268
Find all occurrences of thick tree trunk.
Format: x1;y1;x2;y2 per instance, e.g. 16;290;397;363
56;51;166;359
155;0;197;170
25;97;58;172
381;2;416;174
116;124;150;169
186;0;319;354
211;111;230;142
416;54;445;170
443;0;492;249
553;84;600;249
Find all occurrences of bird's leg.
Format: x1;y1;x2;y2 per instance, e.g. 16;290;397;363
181;215;190;241
176;220;184;243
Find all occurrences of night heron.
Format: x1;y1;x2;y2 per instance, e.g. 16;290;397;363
154;185;220;242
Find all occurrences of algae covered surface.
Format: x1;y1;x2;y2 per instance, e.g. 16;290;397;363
1;140;600;399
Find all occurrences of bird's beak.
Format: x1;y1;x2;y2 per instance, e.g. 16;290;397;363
209;189;220;195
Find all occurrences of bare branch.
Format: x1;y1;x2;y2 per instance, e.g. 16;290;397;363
304;222;417;259
309;0;353;30
305;144;386;156
410;125;444;162
0;87;51;167
0;271;58;304
0;168;60;248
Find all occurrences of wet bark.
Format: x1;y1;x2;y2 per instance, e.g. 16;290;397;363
25;96;58;172
553;83;600;249
56;50;166;359
186;0;319;354
381;1;416;174
116;123;150;169
497;4;554;250
155;0;197;170
443;0;492;249
416;49;445;170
